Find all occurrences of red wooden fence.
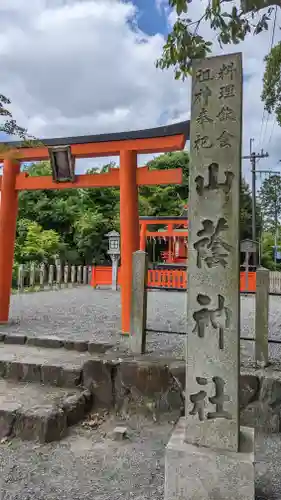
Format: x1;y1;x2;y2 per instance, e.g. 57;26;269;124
91;266;256;292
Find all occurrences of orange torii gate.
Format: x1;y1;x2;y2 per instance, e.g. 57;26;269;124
0;121;189;333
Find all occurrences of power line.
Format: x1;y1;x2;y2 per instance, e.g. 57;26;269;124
257;5;278;153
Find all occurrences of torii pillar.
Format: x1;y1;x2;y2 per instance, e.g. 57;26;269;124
119;150;140;334
0;158;20;322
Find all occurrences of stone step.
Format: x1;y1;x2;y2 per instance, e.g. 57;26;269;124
0;379;92;442
0;342;94;388
0;333;114;354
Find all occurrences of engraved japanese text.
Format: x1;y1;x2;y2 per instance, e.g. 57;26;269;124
217;61;236;81
195;163;234;196
189;376;232;421
217;130;234;148
196;108;213;126
193;134;212;152
194;85;212;106
217;105;236;123
194;218;232;269
219;84;235;99
192;293;231;350
196;68;213;83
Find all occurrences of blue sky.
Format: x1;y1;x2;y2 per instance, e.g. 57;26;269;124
131;0;171;36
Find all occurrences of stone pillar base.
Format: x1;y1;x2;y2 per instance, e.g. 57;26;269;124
164;418;255;500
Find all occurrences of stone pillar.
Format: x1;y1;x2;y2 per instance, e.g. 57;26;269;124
48;265;54;289
18;264;24;293
255;266;269;367
165;53;254;500
83;266;87;285
77;265;82;285
56;263;62;289
71;265;76;287
87;266;92;285
39;263;45;290
64;265;69;287
130;251;148;354
29;263;36;290
110;255;119;291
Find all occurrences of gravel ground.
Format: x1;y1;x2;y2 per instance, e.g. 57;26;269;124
3;287;281;361
0;414;278;500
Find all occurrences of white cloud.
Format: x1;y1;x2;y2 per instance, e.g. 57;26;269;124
0;0;279;183
0;1;188;142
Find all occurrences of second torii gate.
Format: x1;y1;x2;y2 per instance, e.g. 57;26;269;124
0;121;189;333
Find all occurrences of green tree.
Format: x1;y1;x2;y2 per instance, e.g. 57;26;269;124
260;230;281;269
139;151;189;215
157;0;278;80
240;178;262;240
17;161;120;265
0;94;27;139
259;174;281;231
15;219;63;263
261;42;281;125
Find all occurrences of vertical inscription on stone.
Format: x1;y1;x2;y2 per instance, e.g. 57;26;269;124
186;53;242;452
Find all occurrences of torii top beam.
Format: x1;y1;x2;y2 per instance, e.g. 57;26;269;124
0;120;190;162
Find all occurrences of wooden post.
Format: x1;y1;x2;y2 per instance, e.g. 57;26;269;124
255;266;269;367
0;159;20;321
130;251;148;354
120;149;140;334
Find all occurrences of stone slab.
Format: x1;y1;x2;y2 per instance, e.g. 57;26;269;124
88;342;114;354
240;401;280;433
111;426;128;441
165;418;254;500
26;336;64;349
4;334;26;345
82;359;114;408
14;405;67;443
0;343;96;389
0;379;91;442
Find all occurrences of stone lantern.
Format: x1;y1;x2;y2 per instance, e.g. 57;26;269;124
106;230;120;291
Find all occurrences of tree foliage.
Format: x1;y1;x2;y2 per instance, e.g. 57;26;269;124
261;42;281;125
156;0;278;80
241;178;262;239
259;174;281;230
15;219;64;263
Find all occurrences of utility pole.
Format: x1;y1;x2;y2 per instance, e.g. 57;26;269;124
242;138;269;267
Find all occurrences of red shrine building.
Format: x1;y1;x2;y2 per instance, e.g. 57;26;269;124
139;208;188;266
